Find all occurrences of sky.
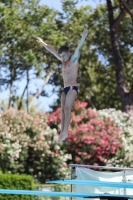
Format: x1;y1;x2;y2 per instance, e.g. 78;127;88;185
40;0;90;10
1;0;105;112
40;0;105;10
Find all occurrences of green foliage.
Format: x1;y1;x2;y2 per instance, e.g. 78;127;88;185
51;1;133;111
50;1;123;110
118;14;133;89
0;0;62;109
1;0;133;113
89;3;133;110
0;174;34;200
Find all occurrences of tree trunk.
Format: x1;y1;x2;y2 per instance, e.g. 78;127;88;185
106;0;133;115
28;69;53;112
8;63;14;109
26;68;30;113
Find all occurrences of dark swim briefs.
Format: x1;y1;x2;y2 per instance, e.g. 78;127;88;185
63;86;78;95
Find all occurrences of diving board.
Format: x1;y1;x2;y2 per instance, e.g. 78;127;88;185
46;179;133;189
0;189;133;198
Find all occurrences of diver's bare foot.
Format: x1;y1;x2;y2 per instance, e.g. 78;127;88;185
57;132;68;143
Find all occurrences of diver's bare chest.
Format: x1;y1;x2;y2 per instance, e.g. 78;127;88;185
62;63;72;73
63;64;71;69
63;61;72;68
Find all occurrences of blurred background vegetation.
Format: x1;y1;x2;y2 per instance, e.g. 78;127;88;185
0;0;133;199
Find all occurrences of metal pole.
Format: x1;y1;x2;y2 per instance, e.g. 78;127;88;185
70;166;73;200
69;164;133;171
123;170;126;195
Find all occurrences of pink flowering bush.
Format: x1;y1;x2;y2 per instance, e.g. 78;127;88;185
47;100;122;166
0;110;70;182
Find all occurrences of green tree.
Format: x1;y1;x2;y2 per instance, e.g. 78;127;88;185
1;0;133;114
0;0;61;112
57;0;133;114
106;0;133;114
50;0;121;110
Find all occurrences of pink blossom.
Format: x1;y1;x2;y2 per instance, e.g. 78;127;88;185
75;157;81;163
46;100;122;166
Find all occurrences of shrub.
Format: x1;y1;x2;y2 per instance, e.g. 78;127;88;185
98;108;133;167
0;110;70;182
0;174;34;200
